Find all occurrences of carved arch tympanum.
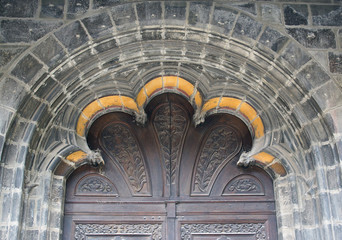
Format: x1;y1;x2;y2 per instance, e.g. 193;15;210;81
63;93;277;240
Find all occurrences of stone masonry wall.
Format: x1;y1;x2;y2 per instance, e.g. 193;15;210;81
0;1;341;240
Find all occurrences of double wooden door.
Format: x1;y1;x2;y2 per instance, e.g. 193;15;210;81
63;94;277;239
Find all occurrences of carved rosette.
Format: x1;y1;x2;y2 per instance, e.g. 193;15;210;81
223;175;264;196
75;175;118;196
192;126;241;195
74;223;162;240
153;104;188;184
180;223;266;240
101;124;149;195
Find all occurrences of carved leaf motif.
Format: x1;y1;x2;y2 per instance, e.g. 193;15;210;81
74;223;162;240
180;223;266;240
153;104;188;184
76;176;117;195
101;124;148;194
223;175;264;196
193;127;241;194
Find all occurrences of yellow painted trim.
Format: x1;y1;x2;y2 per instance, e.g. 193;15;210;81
270;162;287;176
77;95;139;137
219;97;242;110
201;97;265;139
252;152;275;164
239;102;257;122
66;150;87;163
135;76;202;109
145;77;163;96
252;117;264;138
163;76;178;88
202;97;220;113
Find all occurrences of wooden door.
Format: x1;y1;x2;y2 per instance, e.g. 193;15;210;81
63;94;277;240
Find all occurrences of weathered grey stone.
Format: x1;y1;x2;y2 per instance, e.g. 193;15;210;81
231;3;256;15
109;3;136;31
287;28;336;49
0;46;27;69
311;5;342;26
281;42;311;70
329;52;342;73
261;4;282;24
40;0;64;19
233;14;262;40
313;80;342;111
0;0;38;17
67;0;89;19
1;193;11;221
297;62;330;91
82;12;113;38
93;0;121;9
54;21;89;52
284;4;308;26
164;1;186;26
11;54;43;84
212;6;237;35
323;106;342;135
94;39;117;53
259;27;289;53
0;20;62;43
141;30;162;41
136;2;162;26
33;36;66;69
339;29;342;48
0;78;26;109
188;2;211;27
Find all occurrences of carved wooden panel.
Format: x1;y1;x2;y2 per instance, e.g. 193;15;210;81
180;223;266;240
153;103;188;185
222;175;264;196
192;126;241;195
74;223;162;240
75;174;118;196
100;123;150;195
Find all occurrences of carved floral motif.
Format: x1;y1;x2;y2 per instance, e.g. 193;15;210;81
180;223;266;240
193;126;241;194
101;124;149;194
74;223;162;240
153;104;188;184
76;176;117;195
223;175;264;195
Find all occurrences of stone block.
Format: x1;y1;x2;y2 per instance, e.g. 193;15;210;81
296;62;330;91
0;78;26;109
2;167;13;188
67;0;89;19
40;0;64;19
231;3;256;15
1;193;11;221
281;42;311;70
311;5;342;26
109;3;136;31
54;21;89;53
34;77;59;100
164;2;186;24
334;224;342;240
93;0;121;9
82;12;113;39
33;36;66;69
339;29;342;48
136;2;162;26
284;5;308;26
11;54;43;84
0;0;38;17
287;28;336;49
94;39;117;53
188;2;211;27
212;6;237;35
10;192;21;222
233;14;262;40
261;4;282;24
329;52;342;73
313;80;342;111
259;27;289;53
141;30;162;41
324;105;342;134
0;46;27;69
0;20;62;43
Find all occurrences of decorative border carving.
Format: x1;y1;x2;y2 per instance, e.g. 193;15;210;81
74;223;162;240
180;223;266;240
75;174;118;196
222;175;264;196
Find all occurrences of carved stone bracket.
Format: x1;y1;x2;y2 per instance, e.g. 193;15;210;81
84;149;105;167
236;151;255;167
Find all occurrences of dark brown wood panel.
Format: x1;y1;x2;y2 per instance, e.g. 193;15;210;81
63;93;277;240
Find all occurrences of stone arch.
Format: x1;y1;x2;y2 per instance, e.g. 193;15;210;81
0;1;340;239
